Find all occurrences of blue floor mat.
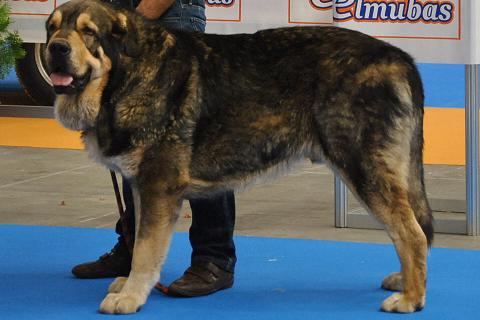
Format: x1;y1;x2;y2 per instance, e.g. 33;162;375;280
0;225;478;319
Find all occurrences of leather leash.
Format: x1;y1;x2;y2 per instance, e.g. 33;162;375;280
109;170;134;255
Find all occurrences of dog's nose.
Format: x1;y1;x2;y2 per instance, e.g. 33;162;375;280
49;40;71;56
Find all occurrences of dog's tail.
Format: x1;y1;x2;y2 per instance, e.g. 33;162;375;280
408;150;434;247
407;64;434;247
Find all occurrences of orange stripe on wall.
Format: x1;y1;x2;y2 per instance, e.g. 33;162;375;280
0;109;468;165
0;117;83;150
423;108;465;166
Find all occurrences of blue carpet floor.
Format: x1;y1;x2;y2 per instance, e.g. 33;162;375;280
0;225;478;319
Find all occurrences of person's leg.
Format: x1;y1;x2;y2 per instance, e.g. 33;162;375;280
189;191;237;272
71;178;135;278
167;191;236;297
118;178;136;250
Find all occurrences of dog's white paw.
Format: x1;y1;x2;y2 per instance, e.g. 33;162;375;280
108;277;128;293
381;292;425;313
381;272;403;291
99;293;144;314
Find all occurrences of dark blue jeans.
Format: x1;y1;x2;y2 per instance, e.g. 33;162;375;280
117;0;236;273
133;0;206;31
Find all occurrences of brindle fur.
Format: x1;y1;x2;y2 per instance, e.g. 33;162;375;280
46;0;433;314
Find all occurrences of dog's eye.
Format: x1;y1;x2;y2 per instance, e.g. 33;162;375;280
82;27;96;36
48;23;57;33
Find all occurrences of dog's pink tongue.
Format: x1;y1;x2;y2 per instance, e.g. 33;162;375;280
50;73;73;86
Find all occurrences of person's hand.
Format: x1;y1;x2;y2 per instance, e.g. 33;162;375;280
136;0;175;19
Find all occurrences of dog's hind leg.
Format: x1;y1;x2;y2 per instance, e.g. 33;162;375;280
381;131;433;294
99;181;182;314
321;107;429;313
366;181;428;313
332;154;428;313
317;58;431;312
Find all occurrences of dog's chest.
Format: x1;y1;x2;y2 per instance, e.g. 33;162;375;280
82;131;142;178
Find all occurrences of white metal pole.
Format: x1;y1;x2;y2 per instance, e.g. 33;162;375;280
465;64;480;236
334;175;348;228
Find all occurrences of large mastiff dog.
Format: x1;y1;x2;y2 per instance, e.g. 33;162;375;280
45;0;433;314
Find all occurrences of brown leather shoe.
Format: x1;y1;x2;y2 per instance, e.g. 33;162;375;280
166;262;234;297
71;241;131;279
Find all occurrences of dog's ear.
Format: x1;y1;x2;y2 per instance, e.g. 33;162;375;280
112;13;141;57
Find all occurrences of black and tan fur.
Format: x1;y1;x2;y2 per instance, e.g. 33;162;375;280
45;0;433;314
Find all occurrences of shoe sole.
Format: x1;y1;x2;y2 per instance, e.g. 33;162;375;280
71;269;130;279
164;279;234;298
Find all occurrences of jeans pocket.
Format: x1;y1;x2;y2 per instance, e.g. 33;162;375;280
190;17;206;32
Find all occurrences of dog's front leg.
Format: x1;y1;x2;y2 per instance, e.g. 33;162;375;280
99;182;182;314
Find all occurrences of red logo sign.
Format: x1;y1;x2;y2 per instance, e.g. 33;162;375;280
206;0;242;22
206;0;235;7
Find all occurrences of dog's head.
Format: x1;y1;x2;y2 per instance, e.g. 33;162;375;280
46;0;138;95
45;0;139;130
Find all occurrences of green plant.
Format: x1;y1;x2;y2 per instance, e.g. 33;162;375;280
0;3;25;79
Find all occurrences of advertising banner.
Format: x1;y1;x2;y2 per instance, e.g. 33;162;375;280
205;0;479;64
7;0;480;64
